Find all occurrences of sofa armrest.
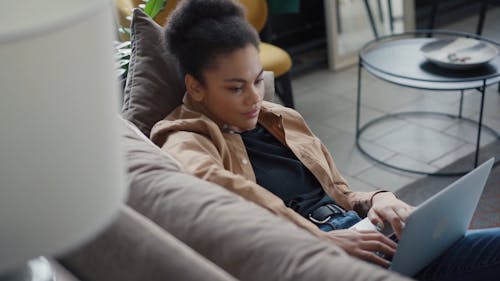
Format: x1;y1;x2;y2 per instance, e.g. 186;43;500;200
59;205;235;281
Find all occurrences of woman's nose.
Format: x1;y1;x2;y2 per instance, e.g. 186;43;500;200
246;85;262;105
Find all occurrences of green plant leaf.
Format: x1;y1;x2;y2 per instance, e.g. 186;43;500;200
119;27;131;36
116;41;131;49
118;59;130;67
113;0;167;84
117;67;127;78
113;39;132;80
143;0;167;19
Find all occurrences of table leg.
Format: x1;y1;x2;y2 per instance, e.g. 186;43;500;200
428;0;440;29
356;61;363;139
336;0;342;34
363;0;379;38
377;0;384;22
476;1;488;36
475;81;487;167
459;90;464;118
387;0;394;33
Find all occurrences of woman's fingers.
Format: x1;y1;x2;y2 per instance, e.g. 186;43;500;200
384;210;405;239
355;241;394;268
358;249;393;268
385;206;415;239
358;230;398;250
325;229;398;267
369;193;414;230
395;206;412;221
368;203;416;239
367;211;385;231
392;207;411;238
355;231;397;267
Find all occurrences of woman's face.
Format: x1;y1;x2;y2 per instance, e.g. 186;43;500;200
188;44;264;132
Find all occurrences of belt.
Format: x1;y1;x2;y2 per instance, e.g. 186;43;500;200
308;203;345;224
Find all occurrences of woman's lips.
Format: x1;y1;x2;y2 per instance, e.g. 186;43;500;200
243;108;260;118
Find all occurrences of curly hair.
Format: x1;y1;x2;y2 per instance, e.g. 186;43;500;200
164;0;260;83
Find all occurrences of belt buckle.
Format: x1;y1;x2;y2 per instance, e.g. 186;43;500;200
308;204;344;224
308;213;331;224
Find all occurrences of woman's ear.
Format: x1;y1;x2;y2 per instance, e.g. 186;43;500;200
185;74;205;102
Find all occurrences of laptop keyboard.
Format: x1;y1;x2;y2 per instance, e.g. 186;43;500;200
389;233;399;243
375;233;399;262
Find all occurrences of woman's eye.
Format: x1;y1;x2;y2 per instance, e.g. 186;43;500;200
228;87;243;93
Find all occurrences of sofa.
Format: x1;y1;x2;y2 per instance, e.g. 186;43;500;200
53;8;415;281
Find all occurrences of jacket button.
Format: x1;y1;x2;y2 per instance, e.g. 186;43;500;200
242;159;248;165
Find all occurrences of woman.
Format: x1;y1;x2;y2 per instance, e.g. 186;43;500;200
151;0;500;279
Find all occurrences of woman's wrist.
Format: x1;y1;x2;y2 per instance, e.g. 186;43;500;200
370;190;393;206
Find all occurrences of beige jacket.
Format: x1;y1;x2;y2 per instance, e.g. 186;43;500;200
151;96;382;237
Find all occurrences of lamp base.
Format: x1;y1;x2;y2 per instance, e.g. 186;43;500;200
0;257;54;281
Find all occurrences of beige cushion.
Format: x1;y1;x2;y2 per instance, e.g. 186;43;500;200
121;9;275;137
60;205;234;281
121;119;412;281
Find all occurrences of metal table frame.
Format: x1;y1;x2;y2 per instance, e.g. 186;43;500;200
356;30;500;176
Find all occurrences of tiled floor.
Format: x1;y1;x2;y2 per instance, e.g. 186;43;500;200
289;7;500;193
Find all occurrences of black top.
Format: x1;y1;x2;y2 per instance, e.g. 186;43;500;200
240;124;335;217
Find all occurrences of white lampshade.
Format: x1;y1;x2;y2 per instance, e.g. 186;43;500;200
0;0;126;273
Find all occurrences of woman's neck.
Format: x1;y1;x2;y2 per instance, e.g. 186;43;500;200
182;93;245;133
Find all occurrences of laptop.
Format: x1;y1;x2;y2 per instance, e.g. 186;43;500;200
350;157;494;277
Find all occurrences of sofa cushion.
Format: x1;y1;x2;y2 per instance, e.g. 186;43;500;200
120;8;275;137
121;118;412;281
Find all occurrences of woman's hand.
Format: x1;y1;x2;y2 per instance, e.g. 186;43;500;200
367;192;415;239
324;229;397;268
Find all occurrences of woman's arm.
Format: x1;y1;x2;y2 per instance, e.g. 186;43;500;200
319;141;379;215
320;141;414;237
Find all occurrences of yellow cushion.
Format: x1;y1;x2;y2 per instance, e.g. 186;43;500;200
259;42;292;77
238;0;268;32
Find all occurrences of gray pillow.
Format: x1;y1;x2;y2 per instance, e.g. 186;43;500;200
121;8;275;137
121;9;185;137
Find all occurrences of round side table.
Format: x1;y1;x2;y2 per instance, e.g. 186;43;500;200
356;30;500;176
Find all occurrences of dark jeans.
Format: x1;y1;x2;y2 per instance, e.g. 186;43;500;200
316;210;362;231
319;215;500;281
415;228;500;281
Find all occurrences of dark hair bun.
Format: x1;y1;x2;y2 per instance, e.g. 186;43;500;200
166;0;245;55
164;0;259;82
173;0;244;24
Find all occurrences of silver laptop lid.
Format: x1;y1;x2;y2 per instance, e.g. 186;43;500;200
390;158;494;276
